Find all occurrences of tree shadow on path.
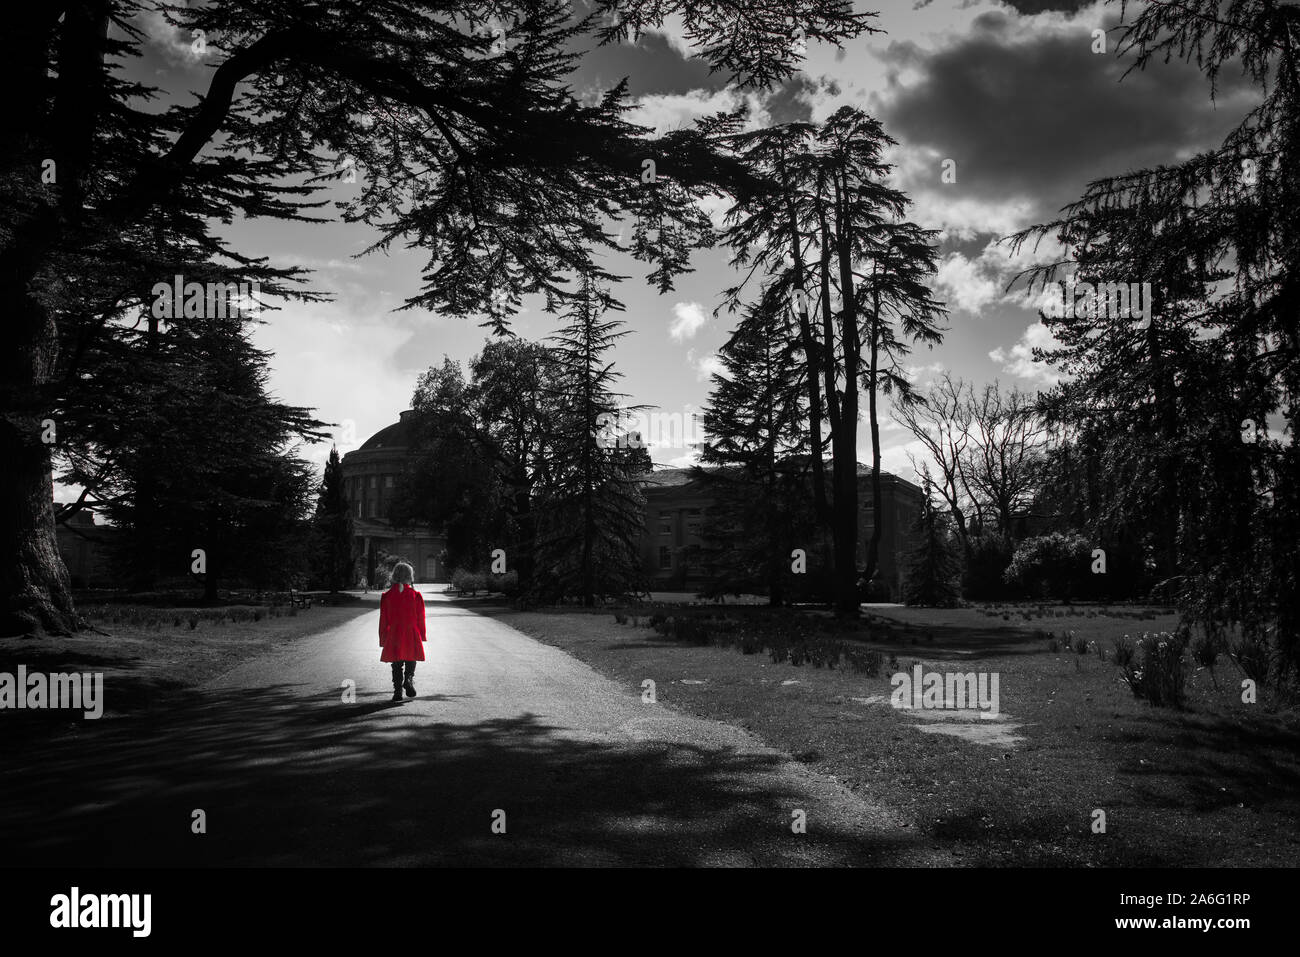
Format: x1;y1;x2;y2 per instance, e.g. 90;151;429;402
1;682;933;867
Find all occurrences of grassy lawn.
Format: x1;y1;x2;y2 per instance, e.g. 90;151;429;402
479;599;1300;866
0;598;374;736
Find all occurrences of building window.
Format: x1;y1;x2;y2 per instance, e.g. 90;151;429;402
369;499;378;518
686;508;702;536
370;475;377;489
385;475;394;488
658;546;672;570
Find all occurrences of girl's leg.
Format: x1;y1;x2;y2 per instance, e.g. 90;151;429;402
403;660;416;697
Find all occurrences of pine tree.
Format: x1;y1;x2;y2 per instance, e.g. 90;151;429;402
902;471;963;608
313;448;355;593
696;295;813;604
101;316;317;601
710;107;945;617
1005;0;1300;679
534;278;649;605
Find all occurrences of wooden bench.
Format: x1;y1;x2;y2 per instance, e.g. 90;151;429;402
289;588;313;610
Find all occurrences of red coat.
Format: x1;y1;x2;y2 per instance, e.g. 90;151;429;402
379;584;426;662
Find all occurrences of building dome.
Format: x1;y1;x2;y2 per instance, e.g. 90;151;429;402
340;408;445;585
359;408;418;450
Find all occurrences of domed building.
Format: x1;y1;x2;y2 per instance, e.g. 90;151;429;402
341;410;446;585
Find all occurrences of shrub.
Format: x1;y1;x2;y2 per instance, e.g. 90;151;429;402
451;568;488;596
846;648;883;676
1189;625;1222;672
1230;628;1271;684
1112;635;1136;668
1003;532;1093;601
1120;631;1187;708
489;570;520;597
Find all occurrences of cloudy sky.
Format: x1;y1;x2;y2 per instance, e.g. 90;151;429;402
126;0;1255;484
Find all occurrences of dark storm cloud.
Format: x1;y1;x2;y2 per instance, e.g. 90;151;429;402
570;30;727;97
767;74;840;124
999;0;1096;13
876;8;1258;220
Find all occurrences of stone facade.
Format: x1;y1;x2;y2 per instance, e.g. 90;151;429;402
640;465;925;600
341;410;447;585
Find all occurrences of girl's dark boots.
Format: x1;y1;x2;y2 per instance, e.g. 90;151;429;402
391;663;404;702
403;663;416;698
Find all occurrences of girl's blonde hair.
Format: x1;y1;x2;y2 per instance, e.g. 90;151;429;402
390;562;415;585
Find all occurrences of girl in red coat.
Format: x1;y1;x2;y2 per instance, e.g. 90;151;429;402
379;562;426;701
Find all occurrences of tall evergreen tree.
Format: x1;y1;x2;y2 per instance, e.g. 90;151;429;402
696;295;813;604
710;106;945;616
534;278;649;605
902;469;963;608
313;447;355;593
1006;0;1300;679
102;316;317;601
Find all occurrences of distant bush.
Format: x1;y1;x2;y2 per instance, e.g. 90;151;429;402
1003;533;1093;601
488;570;520;597
451;569;487;595
963;531;1018;600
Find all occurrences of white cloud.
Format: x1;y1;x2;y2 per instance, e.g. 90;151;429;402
931;235;1070;318
886;144;1036;242
934;253;1001;315
903;360;946;385
988;321;1063;385
670;301;710;341
137;4;211;67
629;89;771;136
695;353;727;381
879;437;932;486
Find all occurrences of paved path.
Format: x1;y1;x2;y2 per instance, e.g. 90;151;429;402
2;589;940;866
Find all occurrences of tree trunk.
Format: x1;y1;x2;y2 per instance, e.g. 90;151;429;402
831;172;860;618
0;283;80;636
0;4;110;636
780;165;829;525
862;280;885;598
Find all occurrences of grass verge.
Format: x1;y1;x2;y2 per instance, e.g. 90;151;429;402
477;600;1300;866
